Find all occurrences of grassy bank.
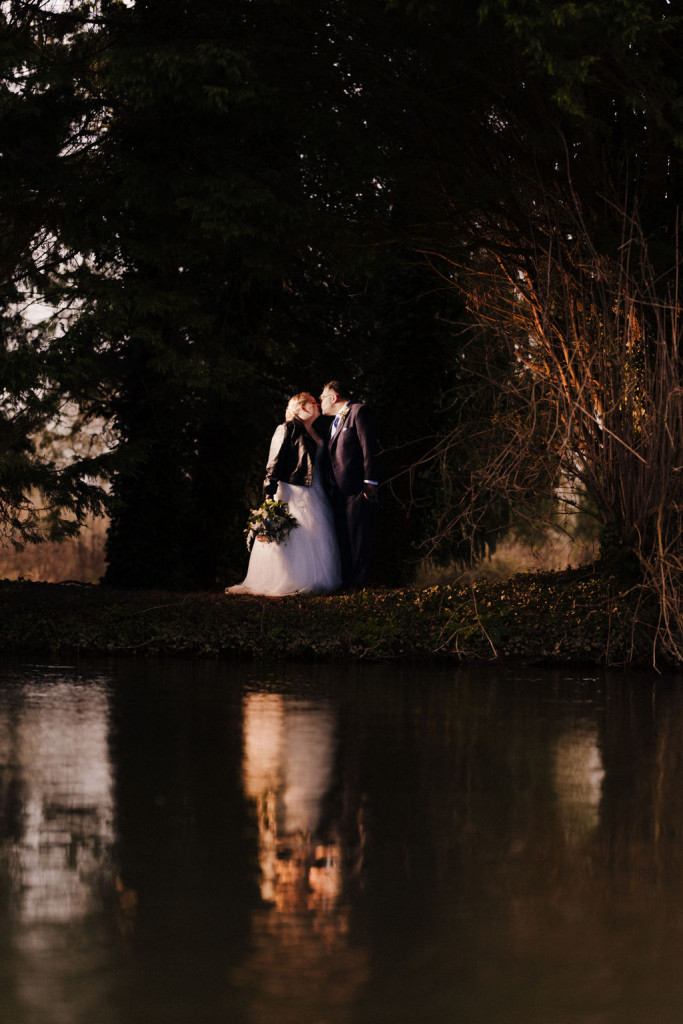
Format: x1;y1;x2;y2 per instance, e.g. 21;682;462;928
0;567;671;668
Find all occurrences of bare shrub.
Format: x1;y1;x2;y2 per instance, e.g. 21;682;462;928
420;189;683;663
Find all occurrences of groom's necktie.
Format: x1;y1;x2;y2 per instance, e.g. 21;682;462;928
331;413;341;437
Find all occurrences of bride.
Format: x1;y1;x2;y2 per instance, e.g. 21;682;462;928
226;392;342;596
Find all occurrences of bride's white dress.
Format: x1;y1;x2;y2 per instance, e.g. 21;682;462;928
227;446;341;596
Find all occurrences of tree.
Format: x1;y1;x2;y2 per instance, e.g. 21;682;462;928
0;1;109;548
0;0;577;590
43;0;485;588
44;0;344;587
379;0;683;653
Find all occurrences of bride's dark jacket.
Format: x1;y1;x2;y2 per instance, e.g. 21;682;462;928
263;417;326;498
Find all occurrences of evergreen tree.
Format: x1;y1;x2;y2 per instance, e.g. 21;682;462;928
0;1;109;547
0;0;573;585
50;0;480;588
49;0;339;587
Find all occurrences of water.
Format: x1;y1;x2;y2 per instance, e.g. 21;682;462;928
0;657;682;1023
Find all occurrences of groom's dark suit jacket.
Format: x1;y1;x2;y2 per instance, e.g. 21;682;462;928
325;402;383;495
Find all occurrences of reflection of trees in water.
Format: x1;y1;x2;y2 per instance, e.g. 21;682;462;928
335;669;683;1023
4;662;683;1024
242;694;340;908
494;680;683;1021
598;680;683;886
0;680;114;922
108;662;255;1023
354;670;683;1024
237;692;368;1024
553;725;604;845
0;676;116;1023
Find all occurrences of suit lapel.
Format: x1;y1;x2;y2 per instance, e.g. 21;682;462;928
330;403;351;449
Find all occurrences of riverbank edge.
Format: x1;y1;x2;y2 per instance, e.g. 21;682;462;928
0;568;674;669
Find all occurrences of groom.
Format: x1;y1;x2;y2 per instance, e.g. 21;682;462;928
320;380;383;590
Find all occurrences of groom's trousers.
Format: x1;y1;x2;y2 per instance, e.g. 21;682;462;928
331;491;377;589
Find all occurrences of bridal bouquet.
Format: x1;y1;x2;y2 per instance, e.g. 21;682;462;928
246;499;298;548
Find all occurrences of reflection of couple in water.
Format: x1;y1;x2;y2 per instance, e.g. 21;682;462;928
227;381;383;597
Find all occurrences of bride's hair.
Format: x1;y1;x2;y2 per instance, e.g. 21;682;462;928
285;392;313;421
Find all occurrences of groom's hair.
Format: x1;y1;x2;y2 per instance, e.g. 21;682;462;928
324;380;351;400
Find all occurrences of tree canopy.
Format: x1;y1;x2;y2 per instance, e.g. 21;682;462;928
1;0;682;631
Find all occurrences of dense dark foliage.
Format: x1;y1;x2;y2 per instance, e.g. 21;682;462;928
0;1;110;545
2;0;683;623
0;0;482;587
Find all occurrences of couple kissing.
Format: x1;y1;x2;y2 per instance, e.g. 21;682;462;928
226;381;383;597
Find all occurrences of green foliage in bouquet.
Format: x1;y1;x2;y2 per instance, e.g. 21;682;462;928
246;499;298;548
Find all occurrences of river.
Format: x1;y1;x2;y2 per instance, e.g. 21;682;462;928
0;656;681;1023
